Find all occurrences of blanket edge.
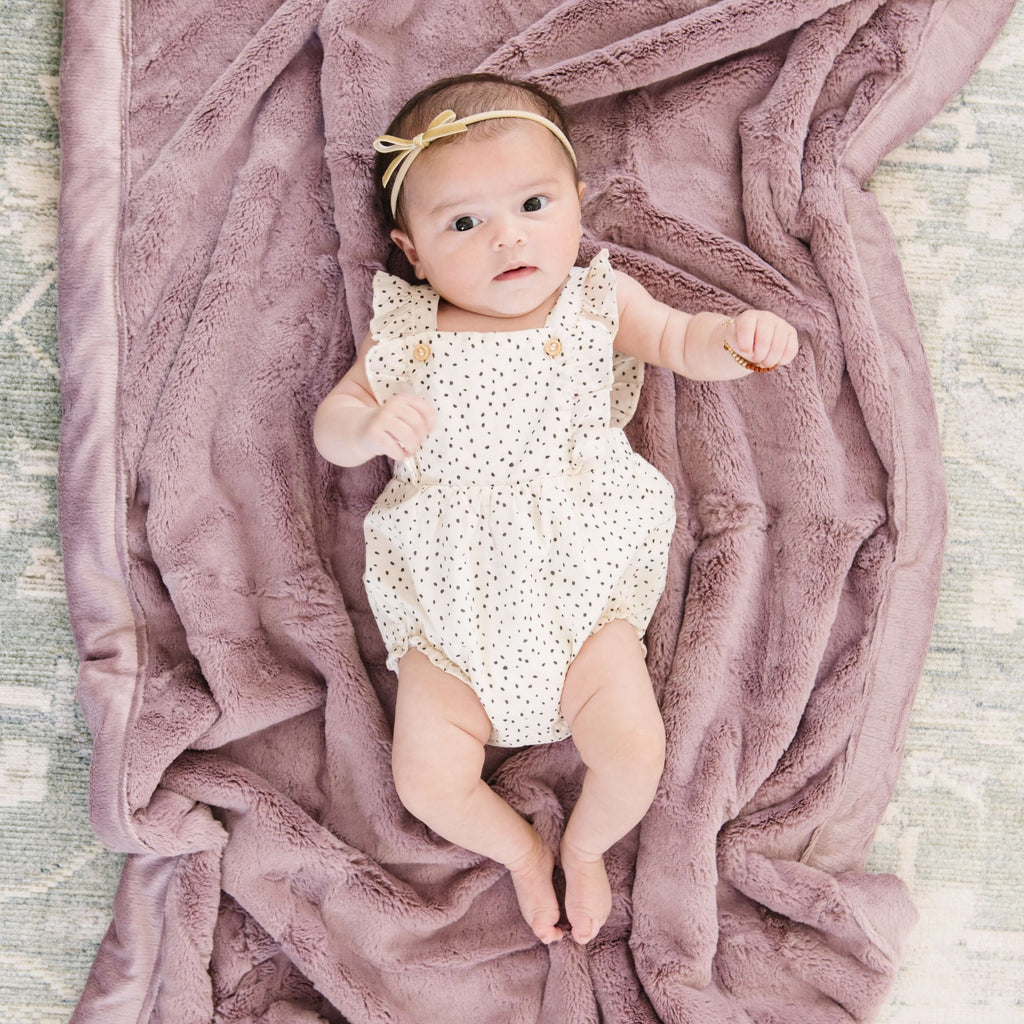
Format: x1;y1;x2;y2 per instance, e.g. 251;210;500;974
57;0;141;851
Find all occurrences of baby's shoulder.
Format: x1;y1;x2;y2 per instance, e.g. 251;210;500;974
610;268;650;309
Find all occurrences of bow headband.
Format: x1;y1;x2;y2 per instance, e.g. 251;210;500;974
374;108;578;218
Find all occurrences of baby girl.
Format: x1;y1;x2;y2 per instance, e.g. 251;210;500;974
315;73;798;946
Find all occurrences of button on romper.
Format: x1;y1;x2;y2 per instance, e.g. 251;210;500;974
362;250;676;747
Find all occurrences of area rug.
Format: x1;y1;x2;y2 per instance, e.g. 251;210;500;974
1;1;1021;1021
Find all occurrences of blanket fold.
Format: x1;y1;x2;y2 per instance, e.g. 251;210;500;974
57;1;1013;1021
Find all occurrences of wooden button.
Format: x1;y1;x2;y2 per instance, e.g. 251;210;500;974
544;337;562;357
413;343;431;362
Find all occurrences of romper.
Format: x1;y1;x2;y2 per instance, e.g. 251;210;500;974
362;250;676;747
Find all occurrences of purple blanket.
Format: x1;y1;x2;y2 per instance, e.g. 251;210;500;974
57;1;1012;1021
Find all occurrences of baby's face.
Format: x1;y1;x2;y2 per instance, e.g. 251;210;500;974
390;121;585;322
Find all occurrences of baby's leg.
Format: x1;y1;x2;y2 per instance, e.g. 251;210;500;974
558;619;666;944
392;649;562;944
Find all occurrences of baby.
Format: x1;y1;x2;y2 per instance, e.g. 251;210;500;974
315;73;798;946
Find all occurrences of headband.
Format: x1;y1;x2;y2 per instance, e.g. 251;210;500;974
373;108;578;218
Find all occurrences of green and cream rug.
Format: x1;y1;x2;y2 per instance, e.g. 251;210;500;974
1;2;1021;1019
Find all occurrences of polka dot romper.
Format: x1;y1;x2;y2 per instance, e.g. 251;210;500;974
362;250;676;747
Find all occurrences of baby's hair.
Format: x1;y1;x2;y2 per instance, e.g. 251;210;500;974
375;72;577;230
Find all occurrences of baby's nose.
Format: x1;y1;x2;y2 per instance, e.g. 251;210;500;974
493;216;526;248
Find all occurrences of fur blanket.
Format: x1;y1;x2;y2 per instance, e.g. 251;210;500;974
57;1;1013;1021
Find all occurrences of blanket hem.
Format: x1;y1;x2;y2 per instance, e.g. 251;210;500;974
58;0;144;853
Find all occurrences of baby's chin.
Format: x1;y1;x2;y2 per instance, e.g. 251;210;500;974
465;277;572;321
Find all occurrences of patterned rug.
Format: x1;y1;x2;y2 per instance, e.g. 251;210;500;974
1;2;1020;1020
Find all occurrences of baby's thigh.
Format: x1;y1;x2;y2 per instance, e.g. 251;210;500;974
392;650;492;787
560;620;664;759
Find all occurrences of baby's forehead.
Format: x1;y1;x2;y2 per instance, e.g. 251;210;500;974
406;122;575;203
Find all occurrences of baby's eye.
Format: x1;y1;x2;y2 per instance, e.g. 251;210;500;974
452;215;481;232
522;196;548;213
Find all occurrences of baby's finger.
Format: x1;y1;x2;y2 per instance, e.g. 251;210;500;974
780;326;800;365
379;436;410;461
753;319;790;372
389;403;436;447
730;315;759;359
754;317;788;365
407;394;437;433
757;322;787;368
764;324;797;369
391;393;437;433
378;416;423;458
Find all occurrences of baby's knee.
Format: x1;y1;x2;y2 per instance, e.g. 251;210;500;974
391;732;476;821
392;738;439;818
604;712;666;785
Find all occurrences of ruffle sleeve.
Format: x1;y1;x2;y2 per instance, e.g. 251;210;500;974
365;271;436;405
578;250;644;430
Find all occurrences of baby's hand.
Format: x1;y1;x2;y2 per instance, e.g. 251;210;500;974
363;392;436;461
726;310;799;372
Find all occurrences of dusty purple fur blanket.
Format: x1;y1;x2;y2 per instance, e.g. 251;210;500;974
57;1;1012;1021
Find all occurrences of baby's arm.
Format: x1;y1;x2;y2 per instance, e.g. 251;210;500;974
313;333;436;467
612;271;798;380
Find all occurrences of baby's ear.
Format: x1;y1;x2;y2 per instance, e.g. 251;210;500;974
390;228;423;278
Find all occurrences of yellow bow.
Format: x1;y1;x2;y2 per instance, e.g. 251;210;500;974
373;108;578;218
374;110;470;207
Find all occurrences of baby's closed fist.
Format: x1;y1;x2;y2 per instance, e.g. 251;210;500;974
366;392;436;461
728;309;799;371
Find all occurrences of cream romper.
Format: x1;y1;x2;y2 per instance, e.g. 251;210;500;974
362;250;676;747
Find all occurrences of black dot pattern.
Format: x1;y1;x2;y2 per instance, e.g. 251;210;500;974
362;250;676;747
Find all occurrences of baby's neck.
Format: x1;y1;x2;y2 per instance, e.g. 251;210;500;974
436;292;562;334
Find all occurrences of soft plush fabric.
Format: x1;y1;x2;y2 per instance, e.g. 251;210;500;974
56;1;1014;1021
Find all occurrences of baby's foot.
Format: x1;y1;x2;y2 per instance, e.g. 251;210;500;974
560;840;612;945
506;836;563;945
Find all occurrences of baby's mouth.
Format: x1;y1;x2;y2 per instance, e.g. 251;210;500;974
494;265;536;281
